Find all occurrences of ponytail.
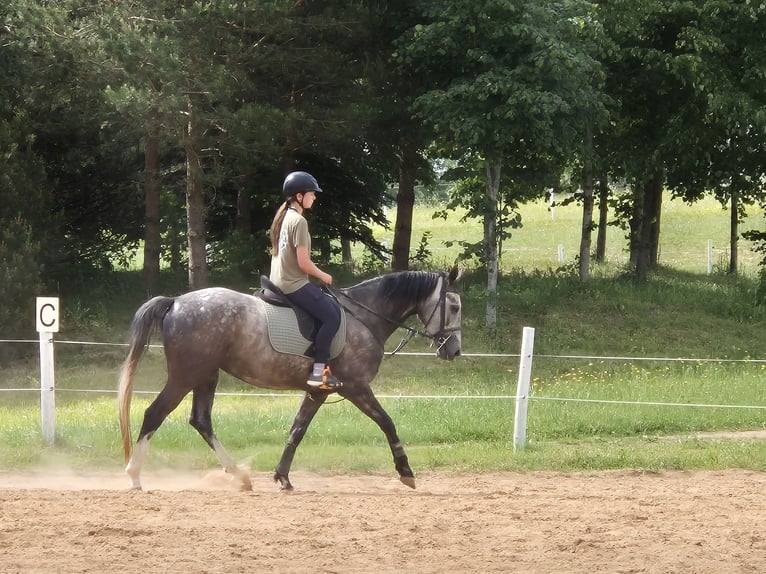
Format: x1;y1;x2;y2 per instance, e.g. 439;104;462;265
269;201;290;256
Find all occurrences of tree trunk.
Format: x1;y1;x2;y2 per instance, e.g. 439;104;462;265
649;175;662;266
595;172;608;262
629;183;643;268
166;195;185;275
283;93;299;173
317;237;331;265
185;96;208;290
341;238;352;268
142;117;161;295
635;172;663;282
235;177;252;236
578;118;594;282
391;144;417;271
484;159;501;331
729;188;739;275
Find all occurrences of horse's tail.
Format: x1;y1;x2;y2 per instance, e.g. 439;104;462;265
118;296;175;463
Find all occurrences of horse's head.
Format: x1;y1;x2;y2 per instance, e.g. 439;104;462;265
419;265;462;360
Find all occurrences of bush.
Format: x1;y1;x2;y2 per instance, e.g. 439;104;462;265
0;217;43;359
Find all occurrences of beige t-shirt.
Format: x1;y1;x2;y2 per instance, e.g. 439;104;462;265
270;208;311;294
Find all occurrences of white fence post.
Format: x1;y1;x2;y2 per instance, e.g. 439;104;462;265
36;297;59;445
707;240;713;274
513;326;535;451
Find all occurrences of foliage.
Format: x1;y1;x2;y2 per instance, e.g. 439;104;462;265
745;223;766;302
0;218;42;345
597;1;766;277
394;0;609;325
434;164;524;264
2;0;393;292
1;0;766;304
398;1;605;158
409;231;433;269
0;115;51;340
207;230;270;281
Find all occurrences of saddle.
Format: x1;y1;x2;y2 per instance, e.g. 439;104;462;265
255;276;346;359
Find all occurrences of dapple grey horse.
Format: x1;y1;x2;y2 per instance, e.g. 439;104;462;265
118;267;462;491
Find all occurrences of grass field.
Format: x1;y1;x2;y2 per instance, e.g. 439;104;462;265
370;193;764;274
1;194;766;475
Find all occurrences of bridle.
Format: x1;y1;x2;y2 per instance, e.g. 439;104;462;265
327;274;460;356
421;274;461;355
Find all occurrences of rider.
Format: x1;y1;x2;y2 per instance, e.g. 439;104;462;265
269;170;342;390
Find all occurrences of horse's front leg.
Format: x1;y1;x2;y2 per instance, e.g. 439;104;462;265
343;387;415;489
274;392;327;490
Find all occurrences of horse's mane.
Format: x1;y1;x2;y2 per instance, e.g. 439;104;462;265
353;270;442;303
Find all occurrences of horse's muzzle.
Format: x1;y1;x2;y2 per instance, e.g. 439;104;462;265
436;333;461;360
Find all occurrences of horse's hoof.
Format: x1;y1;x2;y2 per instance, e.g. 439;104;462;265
127;485;143;492
399;476;416;489
273;472;294;491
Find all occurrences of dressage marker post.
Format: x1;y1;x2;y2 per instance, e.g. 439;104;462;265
513;326;535;451
36;297;59;445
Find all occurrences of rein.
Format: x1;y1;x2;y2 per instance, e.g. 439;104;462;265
325;274;458;356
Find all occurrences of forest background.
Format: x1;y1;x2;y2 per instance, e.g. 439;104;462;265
2;0;766;341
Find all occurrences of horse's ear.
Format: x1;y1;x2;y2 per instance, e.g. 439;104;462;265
448;264;461;284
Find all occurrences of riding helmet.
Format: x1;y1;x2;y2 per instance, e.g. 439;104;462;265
282;171;322;198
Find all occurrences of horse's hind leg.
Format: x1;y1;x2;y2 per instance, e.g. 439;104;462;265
344;387;416;489
126;385;188;490
189;379;252;491
274;392;328;491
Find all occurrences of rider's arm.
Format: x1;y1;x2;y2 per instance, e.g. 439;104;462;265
296;245;333;285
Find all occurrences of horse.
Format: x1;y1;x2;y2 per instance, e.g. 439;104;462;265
118;266;462;491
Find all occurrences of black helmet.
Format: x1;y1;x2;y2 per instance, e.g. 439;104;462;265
282;171;322;198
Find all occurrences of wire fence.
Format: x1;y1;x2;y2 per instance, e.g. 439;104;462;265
2;337;766;411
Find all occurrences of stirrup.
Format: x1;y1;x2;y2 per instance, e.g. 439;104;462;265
307;366;343;390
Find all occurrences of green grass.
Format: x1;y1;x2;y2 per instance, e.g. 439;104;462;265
3;368;766;474
1;195;766;475
369;194;765;274
2;352;766;474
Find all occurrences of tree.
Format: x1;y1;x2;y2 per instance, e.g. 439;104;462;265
399;0;605;328
579;118;595;282
4;0;404;298
0;124;48;340
361;1;436;271
2;1;133;298
665;1;766;275
187;0;390;277
97;3;191;294
600;1;685;280
0;3;61;338
599;1;766;281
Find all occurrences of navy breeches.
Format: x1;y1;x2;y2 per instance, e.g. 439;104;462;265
285;283;341;364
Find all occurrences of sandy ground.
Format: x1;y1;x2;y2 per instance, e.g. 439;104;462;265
1;468;765;573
